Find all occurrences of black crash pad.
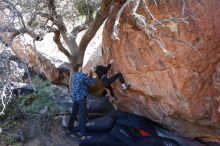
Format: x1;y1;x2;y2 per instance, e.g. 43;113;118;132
75;114;115;132
111;124;180;146
79;132;124;146
109;110;158;136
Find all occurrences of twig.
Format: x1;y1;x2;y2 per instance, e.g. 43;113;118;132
112;0;133;40
0;76;13;115
181;0;189;24
152;0;158;7
22;63;37;91
142;0;160;25
0;48;17;115
154;37;176;58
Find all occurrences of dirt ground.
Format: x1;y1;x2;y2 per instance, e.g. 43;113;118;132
24;127;80;146
0;115;80;146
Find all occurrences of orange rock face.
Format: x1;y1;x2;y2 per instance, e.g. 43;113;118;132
102;0;220;141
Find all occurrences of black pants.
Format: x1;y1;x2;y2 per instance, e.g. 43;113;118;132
102;72;125;97
68;98;86;136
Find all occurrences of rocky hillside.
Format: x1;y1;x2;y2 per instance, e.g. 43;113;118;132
102;0;220;141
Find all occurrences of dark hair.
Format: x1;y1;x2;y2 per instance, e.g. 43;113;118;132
74;64;82;71
77;64;82;68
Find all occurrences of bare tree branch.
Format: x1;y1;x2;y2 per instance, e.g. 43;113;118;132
2;0;26;28
71;17;93;38
112;0;132;40
47;0;67;33
0;49;14;115
0;0;45;43
152;0;158;6
142;0;160;25
71;24;88;38
111;0;191;59
153;36;176;58
181;0;189;24
46;0;77;62
0;26;18;33
27;11;54;27
22;63;37;91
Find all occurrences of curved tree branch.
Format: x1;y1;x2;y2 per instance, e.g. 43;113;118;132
71;18;93;39
78;0;113;64
47;0;67;33
46;0;77;63
0;0;44;43
28;12;54;27
142;0;160;25
52;29;72;60
111;0;189;59
2;0;26;28
112;0;132;40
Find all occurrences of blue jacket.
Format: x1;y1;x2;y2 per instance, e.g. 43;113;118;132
71;72;95;101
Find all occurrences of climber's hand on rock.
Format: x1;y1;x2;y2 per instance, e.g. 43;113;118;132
93;73;97;79
109;59;114;64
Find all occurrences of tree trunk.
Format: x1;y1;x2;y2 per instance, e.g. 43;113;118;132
68;65;74;93
78;0;114;64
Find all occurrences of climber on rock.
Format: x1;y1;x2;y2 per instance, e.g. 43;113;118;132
64;64;96;140
93;59;130;99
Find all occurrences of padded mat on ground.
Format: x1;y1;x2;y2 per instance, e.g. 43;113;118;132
86;114;114;131
111;124;180;146
79;132;124;146
111;110;157;136
75;114;115;131
135;136;180;146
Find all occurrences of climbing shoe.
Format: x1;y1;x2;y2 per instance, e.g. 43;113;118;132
62;127;79;137
122;83;131;90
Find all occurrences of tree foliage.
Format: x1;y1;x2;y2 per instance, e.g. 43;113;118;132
75;0;100;17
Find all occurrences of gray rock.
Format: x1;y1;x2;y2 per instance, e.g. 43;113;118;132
62;115;69;127
11;82;35;96
39;106;48;114
43;85;69;99
16;130;26;143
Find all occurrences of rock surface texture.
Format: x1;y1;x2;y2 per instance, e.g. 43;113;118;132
102;0;220;141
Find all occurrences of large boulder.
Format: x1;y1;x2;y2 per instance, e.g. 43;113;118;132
102;0;220;141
